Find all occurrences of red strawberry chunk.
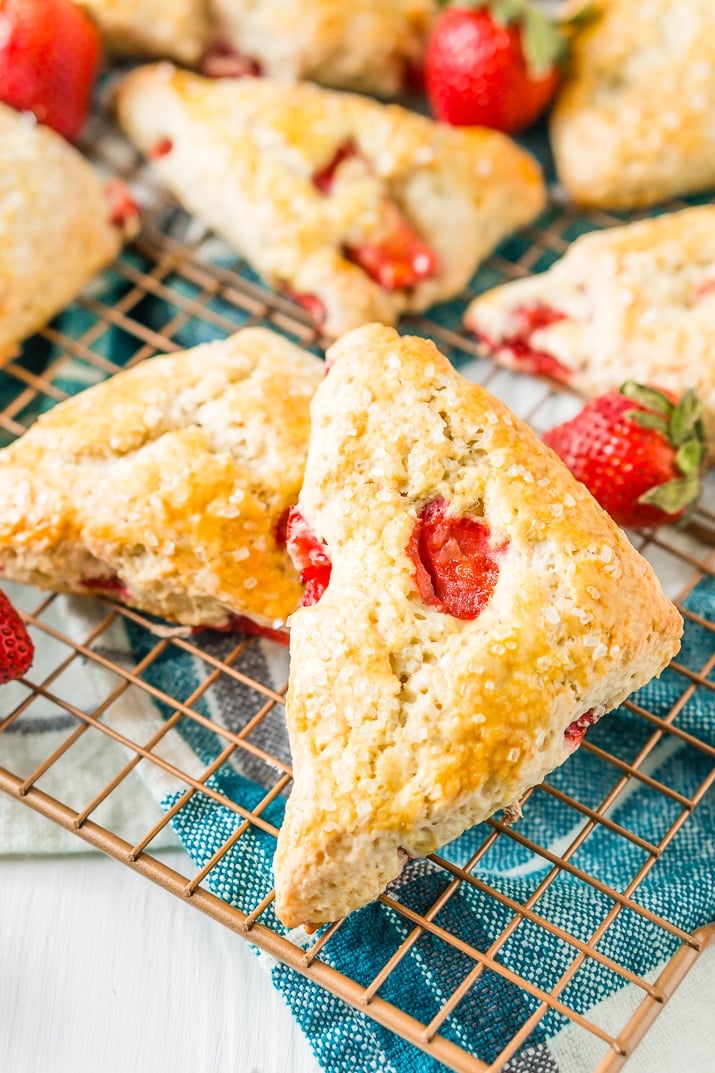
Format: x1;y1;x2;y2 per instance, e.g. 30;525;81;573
80;575;130;599
148;137;174;160
346;215;438;292
513;303;566;335
282;287;327;330
312;139;360;194
273;508;290;548
693;278;715;302
105;179;140;231
201;42;262;79
230;615;289;647
475;303;571;384
0;587;34;685
312;141;438;292
407;499;506;620
564;707;603;747
286;508;332;607
0;0;101;141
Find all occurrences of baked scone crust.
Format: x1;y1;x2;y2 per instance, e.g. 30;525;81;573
77;0;211;63
211;0;434;97
0;104;128;365
0;329;324;629
464;206;715;447
274;324;682;928
550;0;715;209
116;65;546;338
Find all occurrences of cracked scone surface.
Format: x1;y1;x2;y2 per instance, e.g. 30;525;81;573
273;324;682;929
211;0;434;96
0;103;126;365
550;0;715;208
465;206;715;447
77;0;211;63
0;328;323;629
116;65;545;337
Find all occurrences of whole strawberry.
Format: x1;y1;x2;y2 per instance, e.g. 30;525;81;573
425;0;565;134
0;0;101;141
543;383;707;530
0;587;34;685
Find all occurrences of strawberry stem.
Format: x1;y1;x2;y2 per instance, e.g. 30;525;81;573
441;0;568;75
619;381;707;519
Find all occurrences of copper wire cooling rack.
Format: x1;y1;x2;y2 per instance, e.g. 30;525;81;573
1;108;715;1073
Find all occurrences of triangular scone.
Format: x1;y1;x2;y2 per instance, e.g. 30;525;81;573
116;66;545;337
0;103;136;365
210;0;434;97
77;0;211;63
550;0;715;208
0;329;323;631
273;324;682;928
79;0;432;92
464;206;715;448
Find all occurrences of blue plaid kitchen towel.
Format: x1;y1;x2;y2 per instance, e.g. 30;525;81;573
122;576;715;1073
1;278;713;1072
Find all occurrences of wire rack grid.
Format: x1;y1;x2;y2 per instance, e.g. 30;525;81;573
1;101;714;1073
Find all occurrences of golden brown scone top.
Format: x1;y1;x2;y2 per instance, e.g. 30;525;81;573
0;103;127;365
80;0;434;95
116;65;546;336
274;324;682;928
0;328;324;628
77;0;211;63
211;0;435;97
551;0;715;208
464;205;715;448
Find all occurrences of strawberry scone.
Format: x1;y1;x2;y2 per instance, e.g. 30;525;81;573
116;65;546;337
0;102;137;364
550;0;715;209
209;0;434;97
80;0;433;96
273;324;682;929
77;0;211;64
0;329;323;634
465;207;715;449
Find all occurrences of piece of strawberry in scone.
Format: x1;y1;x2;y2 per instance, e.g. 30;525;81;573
0;102;137;366
274;323;682;929
0;329;324;635
116;65;545;337
465;206;715;449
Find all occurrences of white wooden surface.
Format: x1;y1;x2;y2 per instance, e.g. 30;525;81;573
0;849;320;1073
1;836;713;1073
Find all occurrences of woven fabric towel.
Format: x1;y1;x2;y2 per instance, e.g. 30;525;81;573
3;568;714;1070
129;576;715;1073
0;233;713;1073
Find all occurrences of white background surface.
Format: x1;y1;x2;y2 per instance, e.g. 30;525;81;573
1;815;714;1073
0;841;320;1073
